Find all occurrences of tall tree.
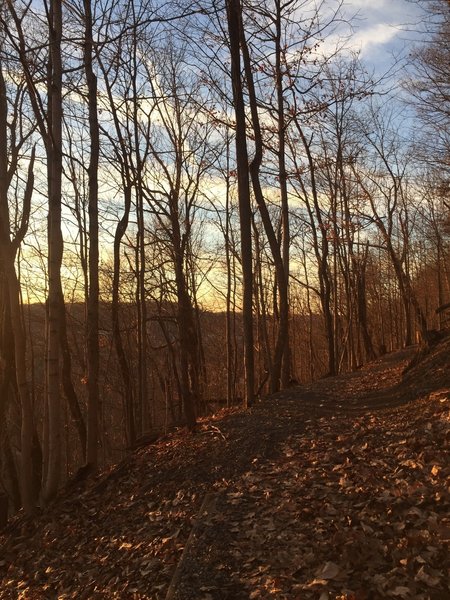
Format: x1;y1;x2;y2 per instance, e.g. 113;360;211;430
6;0;66;500
0;61;36;513
353;105;429;345
43;0;65;501
82;0;100;468
226;0;255;407
408;0;450;175
95;7;137;446
236;2;289;394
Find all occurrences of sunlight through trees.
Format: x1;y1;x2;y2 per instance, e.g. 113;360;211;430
0;0;448;514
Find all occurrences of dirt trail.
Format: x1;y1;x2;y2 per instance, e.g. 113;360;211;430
170;345;449;600
0;343;449;599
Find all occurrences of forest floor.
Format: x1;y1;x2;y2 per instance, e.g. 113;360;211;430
1;336;449;600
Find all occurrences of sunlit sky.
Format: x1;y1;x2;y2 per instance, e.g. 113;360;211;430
21;0;432;307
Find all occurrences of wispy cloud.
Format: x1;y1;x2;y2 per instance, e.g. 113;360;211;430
341;0;425;72
352;23;399;56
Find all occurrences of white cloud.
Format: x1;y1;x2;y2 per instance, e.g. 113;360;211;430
338;0;425;73
352;23;399;56
344;0;389;8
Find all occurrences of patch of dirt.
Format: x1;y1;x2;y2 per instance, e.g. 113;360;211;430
0;338;449;599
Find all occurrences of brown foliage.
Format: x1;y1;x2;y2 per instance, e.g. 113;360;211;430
0;337;449;599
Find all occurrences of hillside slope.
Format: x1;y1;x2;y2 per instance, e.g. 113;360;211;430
1;337;449;600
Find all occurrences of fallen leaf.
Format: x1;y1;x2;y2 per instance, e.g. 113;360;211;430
388;586;410;597
305;578;327;588
317;561;340;580
415;566;441;586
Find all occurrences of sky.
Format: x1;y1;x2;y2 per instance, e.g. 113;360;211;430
342;0;426;77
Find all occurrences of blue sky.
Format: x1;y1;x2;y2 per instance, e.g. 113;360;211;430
343;0;426;76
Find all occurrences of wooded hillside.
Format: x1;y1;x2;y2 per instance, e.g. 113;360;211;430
1;334;449;599
0;0;449;518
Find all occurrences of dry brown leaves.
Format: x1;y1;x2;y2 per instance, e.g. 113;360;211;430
200;394;449;600
0;342;449;599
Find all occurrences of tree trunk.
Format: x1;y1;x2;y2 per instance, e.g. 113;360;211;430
43;0;64;502
173;224;198;430
84;0;100;469
275;0;291;388
112;185;136;447
0;67;35;513
293;117;336;375
238;11;289;393
224;161;236;405
226;0;255;407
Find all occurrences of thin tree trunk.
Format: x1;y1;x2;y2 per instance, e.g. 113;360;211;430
355;244;376;360
0;67;37;512
275;0;291;387
173;215;198;430
238;12;288;393
226;0;254;407
133;119;148;439
293;117;336;375
44;0;64;502
60;313;86;461
112;185;135;447
224;175;236;406
96;47;136;447
84;0;100;469
253;220;272;387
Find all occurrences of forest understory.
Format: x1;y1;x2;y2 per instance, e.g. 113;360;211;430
0;335;449;600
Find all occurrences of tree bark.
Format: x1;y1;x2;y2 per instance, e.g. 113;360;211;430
0;66;36;513
43;0;64;502
226;0;255;407
238;8;289;393
83;0;100;469
274;0;291;388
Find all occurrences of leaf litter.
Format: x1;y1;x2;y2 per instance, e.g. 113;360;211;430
0;339;449;599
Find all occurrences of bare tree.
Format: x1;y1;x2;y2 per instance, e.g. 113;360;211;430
5;0;68;501
140;41;222;428
407;0;450;176
82;0;100;468
226;0;255;406
0;61;36;513
353;104;429;345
